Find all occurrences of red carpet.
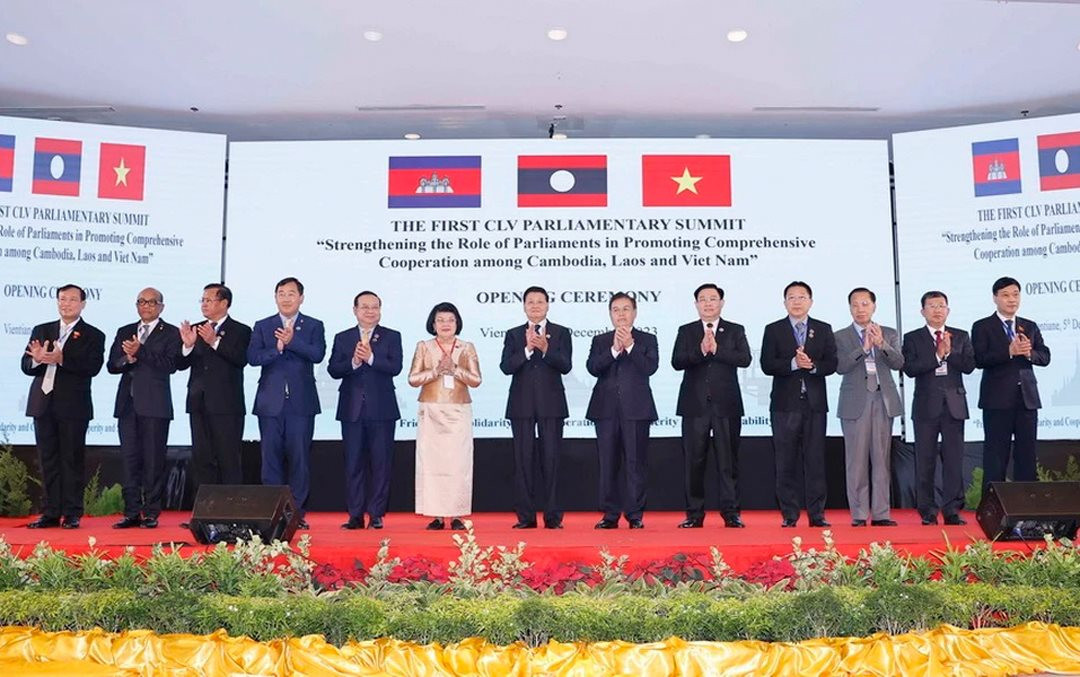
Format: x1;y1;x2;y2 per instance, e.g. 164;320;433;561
0;509;1038;573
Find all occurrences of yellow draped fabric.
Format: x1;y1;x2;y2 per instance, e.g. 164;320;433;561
1;623;1080;675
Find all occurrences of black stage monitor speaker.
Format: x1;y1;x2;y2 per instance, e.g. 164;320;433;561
976;481;1080;541
188;485;299;544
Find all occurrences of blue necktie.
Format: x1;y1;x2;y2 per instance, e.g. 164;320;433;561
1005;319;1015;340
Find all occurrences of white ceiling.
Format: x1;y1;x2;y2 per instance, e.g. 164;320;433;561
3;0;1080;141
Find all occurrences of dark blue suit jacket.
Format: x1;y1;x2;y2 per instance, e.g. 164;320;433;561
176;316;251;415
107;320;180;419
500;321;572;419
972;314;1050;410
247;313;326;417
327;324;403;422
22;318;105;420
672;318;751;418
902;325;974;422
585;329;658;421
760;316;837;413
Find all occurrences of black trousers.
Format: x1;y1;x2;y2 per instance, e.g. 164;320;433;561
189;410;244;490
595;417;650;522
681;413;742;520
511;416;564;526
982;405;1038;492
770;402;827;522
33;414;89;519
118;414;170;519
914;412;965;519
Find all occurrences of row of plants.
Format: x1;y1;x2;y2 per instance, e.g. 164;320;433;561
0;444;123;517
0;583;1077;645
3;528;1080;597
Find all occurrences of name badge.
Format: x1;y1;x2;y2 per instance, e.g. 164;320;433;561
442;374;455;389
865;358;878;375
935;361;948;377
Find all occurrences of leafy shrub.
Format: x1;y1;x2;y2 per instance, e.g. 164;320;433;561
0;442;34;517
82;468;124;517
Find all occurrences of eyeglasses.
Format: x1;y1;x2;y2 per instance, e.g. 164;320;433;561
356;304;380;311
136;299;161;307
924;304;948;311
200;297;223;304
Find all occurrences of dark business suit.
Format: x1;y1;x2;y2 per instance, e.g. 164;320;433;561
902;325;975;521
672;319;752;522
21;318;105;521
176;316;252;489
248;312;326;516
971;314;1050;490
585;329;658;523
500;320;572;527
327;324;403;522
760;316;838;523
108;320;180;520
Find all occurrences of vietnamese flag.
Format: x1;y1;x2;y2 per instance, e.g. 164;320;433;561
642;155;731;207
98;143;146;201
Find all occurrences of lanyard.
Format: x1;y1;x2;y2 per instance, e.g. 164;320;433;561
436;339;457;360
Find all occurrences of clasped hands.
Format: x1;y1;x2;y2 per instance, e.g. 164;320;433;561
1009;332;1033;358
274;325;294;352
25;339;63;366
862;322;885;352
612;326;634;354
436;354;456;378
525;329;549;354
352;340;373;365
179;320;218;349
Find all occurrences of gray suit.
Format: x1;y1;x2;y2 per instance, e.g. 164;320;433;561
835;323;903;521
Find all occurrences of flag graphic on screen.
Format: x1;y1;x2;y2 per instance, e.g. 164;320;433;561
32;137;82;196
1037;131;1080;191
971;138;1021;197
0;135;13;192
97;143;146;201
387;156;481;208
642;155;731;206
517;155;607;207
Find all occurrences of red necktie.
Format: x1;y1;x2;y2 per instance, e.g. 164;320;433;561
935;330;943;349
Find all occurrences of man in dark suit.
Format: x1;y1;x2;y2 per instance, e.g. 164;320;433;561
586;292;658;530
500;285;572;529
760;281;838;527
248;277;326;528
902;290;975;526
107;287;181;529
21;284;105;529
327;291;402;530
671;283;752;529
971;276;1050;492
177;283;252;492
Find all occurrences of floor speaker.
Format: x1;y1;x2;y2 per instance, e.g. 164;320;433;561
188;485;299;544
976;481;1080;541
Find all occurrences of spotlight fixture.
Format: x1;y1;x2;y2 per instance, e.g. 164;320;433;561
548;123;556;139
547;28;568;41
363;30;383;42
404;132;421;140
552;132;568;140
5;32;28;46
726;29;748;43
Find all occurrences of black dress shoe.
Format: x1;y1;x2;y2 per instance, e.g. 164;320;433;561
179;521;191;529
809;518;831;527
450;518;466;530
511;521;537;529
141;517;159;529
871;519;898;527
628;519;644;529
594;519;618;529
921;516;938;526
781;518;798;528
27;517;60;529
544;522;563;529
297;519;310;530
943;515;967;526
426;518;445;530
113;516;142;529
369;516;383;529
61;517;80;529
678;517;704;529
723;515;745;529
341;517;364;530
851;519;867;527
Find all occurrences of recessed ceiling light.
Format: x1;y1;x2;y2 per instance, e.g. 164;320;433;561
547;28;568;41
695;134;711;139
5;33;28;46
363;30;383;42
551;132;568;140
404;132;421;140
727;29;748;43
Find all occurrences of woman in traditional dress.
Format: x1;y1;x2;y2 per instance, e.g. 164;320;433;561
407;302;482;530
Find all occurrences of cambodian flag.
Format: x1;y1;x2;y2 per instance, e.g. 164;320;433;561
32;137;82;197
971;138;1021;198
387;156;481;208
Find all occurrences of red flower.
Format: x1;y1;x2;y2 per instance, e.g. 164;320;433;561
388;556;449;584
741;559;798;590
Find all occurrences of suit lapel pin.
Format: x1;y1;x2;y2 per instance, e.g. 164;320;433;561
808;328;815;340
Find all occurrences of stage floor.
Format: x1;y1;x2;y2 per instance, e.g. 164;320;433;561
0;509;1033;572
